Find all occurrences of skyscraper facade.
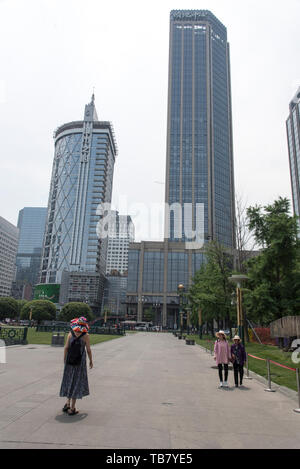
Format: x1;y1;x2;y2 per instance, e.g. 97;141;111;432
40;96;117;311
106;211;135;275
165;10;235;247
0;216;19;297
286;87;300;229
15;207;47;297
127;10;236;326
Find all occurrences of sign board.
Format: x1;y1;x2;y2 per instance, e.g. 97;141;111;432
34;284;60;303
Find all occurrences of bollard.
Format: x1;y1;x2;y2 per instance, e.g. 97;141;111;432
293;368;300;414
244;354;252;380
210;341;213;356
264;359;275;392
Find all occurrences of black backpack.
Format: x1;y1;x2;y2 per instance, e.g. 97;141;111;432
66;330;85;366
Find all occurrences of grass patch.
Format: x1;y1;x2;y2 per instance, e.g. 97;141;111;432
188;334;300;392
26;328;122;346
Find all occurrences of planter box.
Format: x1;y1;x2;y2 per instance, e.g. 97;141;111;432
186;339;195;345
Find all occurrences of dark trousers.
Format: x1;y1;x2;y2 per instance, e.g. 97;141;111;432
218;363;228;382
233;362;244;385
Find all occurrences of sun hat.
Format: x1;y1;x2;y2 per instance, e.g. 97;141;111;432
233;335;241;341
70;316;89;333
216;330;226;339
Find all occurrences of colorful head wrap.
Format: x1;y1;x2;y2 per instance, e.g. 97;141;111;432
70;316;89;333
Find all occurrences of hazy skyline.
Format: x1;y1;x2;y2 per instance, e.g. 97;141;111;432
0;0;299;241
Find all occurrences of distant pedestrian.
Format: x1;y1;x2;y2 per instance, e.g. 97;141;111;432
230;335;247;387
59;316;93;415
214;330;231;388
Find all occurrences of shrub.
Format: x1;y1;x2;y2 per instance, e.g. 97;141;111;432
58;302;94;323
0;297;19;320
20;300;56;323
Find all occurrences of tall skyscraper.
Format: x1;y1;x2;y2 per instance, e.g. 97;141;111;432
286;87;300;229
106;211;135;275
0;217;19;297
40;96;117;311
165;10;235;247
101;211;135;319
14;207;47;298
127;10;236;326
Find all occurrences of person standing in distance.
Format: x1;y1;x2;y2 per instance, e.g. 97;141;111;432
214;330;231;388
231;335;247;387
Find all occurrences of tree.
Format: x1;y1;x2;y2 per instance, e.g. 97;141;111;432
16;300;28;316
58;302;94;323
143;307;155;323
188;241;235;335
243;197;300;324
20;300;56;323
235;193;258;272
0;297;19;320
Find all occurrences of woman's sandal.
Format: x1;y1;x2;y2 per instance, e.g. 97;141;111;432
62;403;70;412
68;408;79;415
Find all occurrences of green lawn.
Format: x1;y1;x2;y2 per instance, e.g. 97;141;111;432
188;334;300;392
26;328;122;346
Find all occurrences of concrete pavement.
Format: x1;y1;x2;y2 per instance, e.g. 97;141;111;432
0;332;300;449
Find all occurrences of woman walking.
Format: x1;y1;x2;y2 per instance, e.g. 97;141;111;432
60;317;93;415
214;330;231;388
231;335;247;387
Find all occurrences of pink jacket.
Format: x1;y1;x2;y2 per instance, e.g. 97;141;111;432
214;340;231;365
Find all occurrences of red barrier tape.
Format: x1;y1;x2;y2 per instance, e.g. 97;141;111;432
248;354;266;362
269;360;296;372
248;354;296;371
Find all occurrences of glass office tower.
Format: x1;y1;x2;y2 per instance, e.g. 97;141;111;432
15;207;47;288
0;217;19;297
127;11;236;325
40;96;117;311
165;10;235;247
286;87;300;231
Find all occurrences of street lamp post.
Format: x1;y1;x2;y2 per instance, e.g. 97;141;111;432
228;274;248;345
177;284;185;336
198;308;203;339
138;295;146;322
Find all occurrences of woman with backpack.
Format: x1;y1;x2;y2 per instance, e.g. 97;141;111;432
60;317;93;415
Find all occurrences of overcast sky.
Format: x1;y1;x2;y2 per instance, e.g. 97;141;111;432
0;0;299;241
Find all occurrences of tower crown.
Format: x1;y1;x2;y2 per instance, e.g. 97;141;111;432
84;94;98;121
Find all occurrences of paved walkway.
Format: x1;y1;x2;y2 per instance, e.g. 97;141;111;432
0;332;300;449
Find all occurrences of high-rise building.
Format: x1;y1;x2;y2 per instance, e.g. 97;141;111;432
101;211;135;319
0;217;19;297
106;211;135;275
14;207;47;298
102;273;128;318
286;87;300;229
165;10;235;246
127;10;236;326
40;95;117;311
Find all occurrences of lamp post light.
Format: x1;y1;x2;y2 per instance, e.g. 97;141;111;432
177;284;185;336
198;308;203;339
138;295;146;321
228;274;248;345
153;302;161;327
